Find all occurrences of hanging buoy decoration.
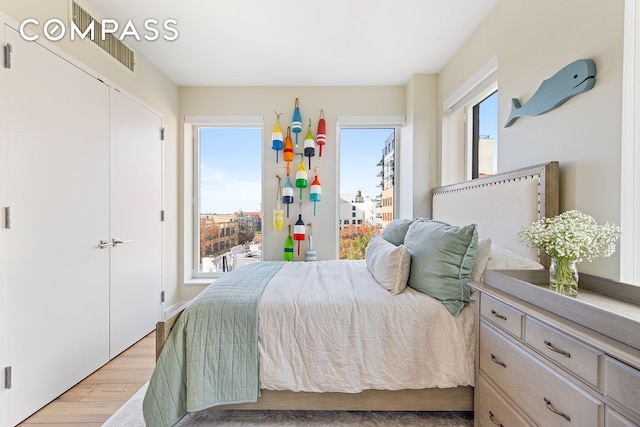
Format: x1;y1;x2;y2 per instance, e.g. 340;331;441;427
282;175;295;218
293;203;306;256
271;111;283;163
306;223;317;261
310;168;321;216
283;126;294;176
295;156;308;199
273;175;284;230
291;98;302;147
316;109;326;157
284;224;294;261
303;118;315;169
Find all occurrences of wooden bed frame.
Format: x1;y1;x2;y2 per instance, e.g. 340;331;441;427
156;161;559;412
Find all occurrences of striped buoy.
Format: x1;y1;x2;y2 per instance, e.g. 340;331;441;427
271;112;283;163
303;118;315;169
273;175;284;230
291;98;302;147
282;176;294;218
295;159;308;199
316;109;326;157
306;223;316;261
309;171;321;216
293;203;305;256
284;225;294;261
283;126;294;176
273;210;284;231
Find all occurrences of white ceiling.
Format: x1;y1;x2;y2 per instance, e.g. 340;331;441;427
80;0;500;87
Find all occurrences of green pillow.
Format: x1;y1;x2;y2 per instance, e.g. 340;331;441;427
404;220;478;316
381;218;415;246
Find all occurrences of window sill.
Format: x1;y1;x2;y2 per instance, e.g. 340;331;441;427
183;278;218;286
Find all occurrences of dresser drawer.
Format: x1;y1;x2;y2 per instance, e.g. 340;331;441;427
477;374;534;427
480;293;524;340
605;407;638;427
605;357;640;420
525;316;603;389
480;322;603;427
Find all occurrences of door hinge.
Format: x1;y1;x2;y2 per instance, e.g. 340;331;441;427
5;366;11;389
160;127;165;141
4;207;11;229
160;291;165;303
4;43;12;69
160;210;165;222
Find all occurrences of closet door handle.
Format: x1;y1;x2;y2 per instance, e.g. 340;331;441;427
98;240;113;249
112;238;133;247
544;340;571;358
544;397;571;421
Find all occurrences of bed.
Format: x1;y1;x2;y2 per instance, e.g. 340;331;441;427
144;161;559;426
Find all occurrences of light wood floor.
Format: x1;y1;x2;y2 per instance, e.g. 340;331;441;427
17;331;156;426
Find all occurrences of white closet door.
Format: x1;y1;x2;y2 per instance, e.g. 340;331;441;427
109;89;163;358
0;23;8;427
5;26;110;426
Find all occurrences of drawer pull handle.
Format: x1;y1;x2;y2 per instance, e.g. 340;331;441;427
490;353;507;368
544;397;571;421
489;411;504;426
491;309;507;321
544;340;571;358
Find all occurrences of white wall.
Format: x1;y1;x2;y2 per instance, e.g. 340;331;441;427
0;0;180;305
402;74;439;219
179;86;405;297
438;0;625;280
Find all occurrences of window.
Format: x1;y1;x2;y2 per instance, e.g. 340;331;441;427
194;126;262;276
471;91;498;179
338;126;399;260
442;56;498;183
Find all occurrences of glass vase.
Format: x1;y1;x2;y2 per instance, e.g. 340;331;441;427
549;257;579;297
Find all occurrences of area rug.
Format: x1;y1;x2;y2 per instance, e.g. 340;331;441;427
103;383;474;426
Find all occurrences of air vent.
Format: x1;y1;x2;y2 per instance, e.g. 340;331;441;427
72;2;135;72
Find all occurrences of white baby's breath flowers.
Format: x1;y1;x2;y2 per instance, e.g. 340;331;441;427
517;210;621;261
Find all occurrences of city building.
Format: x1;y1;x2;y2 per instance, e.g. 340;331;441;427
338;190;381;230
377;132;395;228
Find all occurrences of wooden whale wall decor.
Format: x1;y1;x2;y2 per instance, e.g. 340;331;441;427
504;59;596;127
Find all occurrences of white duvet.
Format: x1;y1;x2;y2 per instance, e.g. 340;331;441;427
258;260;475;393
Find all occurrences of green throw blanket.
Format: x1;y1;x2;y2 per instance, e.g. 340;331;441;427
142;261;285;427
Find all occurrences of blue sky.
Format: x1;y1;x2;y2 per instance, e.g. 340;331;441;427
199;127;262;214
340;128;394;199
480;91;498;140
199;97;498;215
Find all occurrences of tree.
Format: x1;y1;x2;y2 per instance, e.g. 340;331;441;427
238;227;255;246
339;222;381;260
200;218;220;259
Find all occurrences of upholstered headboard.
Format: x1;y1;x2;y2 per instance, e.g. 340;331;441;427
432;162;559;268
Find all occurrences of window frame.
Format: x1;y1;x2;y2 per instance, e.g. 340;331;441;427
183;116;264;282
465;87;498;180
470;90;498;179
335;116;404;259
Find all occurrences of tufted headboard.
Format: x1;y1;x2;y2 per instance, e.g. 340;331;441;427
431;162;559;268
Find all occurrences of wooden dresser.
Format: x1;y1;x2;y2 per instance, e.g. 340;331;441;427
471;270;640;427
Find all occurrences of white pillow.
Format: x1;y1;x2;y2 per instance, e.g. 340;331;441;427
470;238;492;283
486;244;545;270
365;236;411;295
